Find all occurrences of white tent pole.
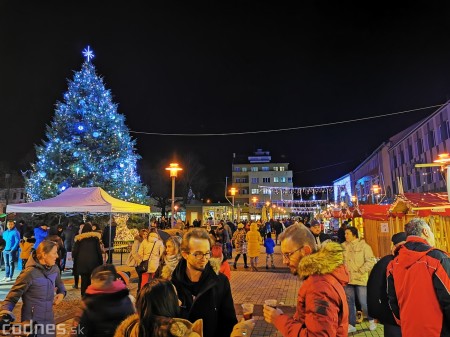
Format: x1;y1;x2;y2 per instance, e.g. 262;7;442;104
109;213;112;264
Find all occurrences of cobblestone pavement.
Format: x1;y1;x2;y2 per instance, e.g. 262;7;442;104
0;245;384;336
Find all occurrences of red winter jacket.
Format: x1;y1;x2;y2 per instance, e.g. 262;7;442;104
387;236;450;337
274;242;349;337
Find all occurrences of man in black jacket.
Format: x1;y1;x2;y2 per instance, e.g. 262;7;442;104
309;220;331;248
367;232;406;337
171;228;237;337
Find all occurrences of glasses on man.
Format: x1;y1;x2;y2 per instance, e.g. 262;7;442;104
189;251;211;260
281;246;303;260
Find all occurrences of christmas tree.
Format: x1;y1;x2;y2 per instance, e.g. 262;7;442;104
26;46;148;203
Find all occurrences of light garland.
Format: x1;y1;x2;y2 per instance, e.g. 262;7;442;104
256;200;329;207
258;185;343;195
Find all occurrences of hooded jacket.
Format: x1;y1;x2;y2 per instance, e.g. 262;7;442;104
33;226;49;249
387;236;450;337
246;223;262;258
72;231;103;274
19;237;36;259
171;259;237;337
114;314;203;337
342;238;375;285
273;242;349;337
75;279;135;337
0;252;66;336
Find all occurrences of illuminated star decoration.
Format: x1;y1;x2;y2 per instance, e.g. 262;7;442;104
82;46;95;62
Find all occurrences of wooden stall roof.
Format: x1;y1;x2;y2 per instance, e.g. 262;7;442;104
359;205;391;221
390;192;450;217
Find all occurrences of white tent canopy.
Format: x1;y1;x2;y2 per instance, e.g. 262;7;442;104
6;187;150;214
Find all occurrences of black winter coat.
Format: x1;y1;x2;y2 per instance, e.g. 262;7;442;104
72;232;103;274
78;285;135;337
171;259;237;337
367;254;398;325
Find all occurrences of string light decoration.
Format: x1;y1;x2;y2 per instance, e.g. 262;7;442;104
258;185;339;195
25;47;148;203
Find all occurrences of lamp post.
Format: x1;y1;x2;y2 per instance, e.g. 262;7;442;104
4;174;10;213
251;196;258;221
229;187;237;221
265;201;270;220
371;184;380;204
165;163;182;228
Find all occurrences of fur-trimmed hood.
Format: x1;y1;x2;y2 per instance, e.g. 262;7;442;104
114;313;203;337
297;241;348;284
74;231;102;242
208;258;222;275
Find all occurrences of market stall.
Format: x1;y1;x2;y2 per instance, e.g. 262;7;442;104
358;204;396;257
390;192;450;252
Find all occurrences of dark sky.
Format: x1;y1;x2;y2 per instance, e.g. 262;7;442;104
2;2;450;200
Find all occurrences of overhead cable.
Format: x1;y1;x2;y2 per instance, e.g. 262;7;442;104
129;103;444;137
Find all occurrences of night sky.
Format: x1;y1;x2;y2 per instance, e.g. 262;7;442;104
2;2;450;200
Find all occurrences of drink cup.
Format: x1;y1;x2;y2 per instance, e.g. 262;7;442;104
264;299;277;309
241;303;254;320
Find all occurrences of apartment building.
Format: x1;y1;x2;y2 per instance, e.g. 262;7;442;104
231;149;294;219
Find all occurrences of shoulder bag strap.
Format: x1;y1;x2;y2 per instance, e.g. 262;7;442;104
144;242;156;262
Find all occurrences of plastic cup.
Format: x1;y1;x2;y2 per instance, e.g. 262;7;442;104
264;299;277;309
241;302;254;320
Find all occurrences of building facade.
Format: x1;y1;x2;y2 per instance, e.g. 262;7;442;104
389;103;450;194
0;188;26;213
334;102;450;203
231;149;294;219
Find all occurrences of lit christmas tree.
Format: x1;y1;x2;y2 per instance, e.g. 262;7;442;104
25;46;148;203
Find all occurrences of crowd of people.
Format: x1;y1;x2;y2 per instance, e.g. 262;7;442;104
0;215;447;337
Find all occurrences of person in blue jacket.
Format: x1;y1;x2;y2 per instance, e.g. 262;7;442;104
33;223;49;249
2;220;20;282
264;232;276;269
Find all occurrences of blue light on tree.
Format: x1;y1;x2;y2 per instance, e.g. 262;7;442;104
25;47;148;203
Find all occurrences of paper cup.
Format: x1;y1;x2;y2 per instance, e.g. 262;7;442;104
264;299;277;308
241;302;254;320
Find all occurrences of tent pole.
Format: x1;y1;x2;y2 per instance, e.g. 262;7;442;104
109;213;112;264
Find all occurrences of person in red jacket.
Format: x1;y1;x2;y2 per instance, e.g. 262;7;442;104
387;218;450;337
263;223;349;336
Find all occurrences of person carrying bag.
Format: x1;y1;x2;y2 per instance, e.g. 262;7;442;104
137;230;164;288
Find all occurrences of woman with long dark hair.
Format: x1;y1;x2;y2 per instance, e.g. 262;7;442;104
114;278;202;337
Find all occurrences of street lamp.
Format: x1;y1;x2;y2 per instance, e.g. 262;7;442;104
251;196;258;220
165;163;182;228
229;187;237;221
371;184;380;204
351;195;358;206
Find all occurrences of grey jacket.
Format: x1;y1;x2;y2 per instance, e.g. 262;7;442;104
1;253;66;329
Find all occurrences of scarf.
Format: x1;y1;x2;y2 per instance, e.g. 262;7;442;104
161;254;181;279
